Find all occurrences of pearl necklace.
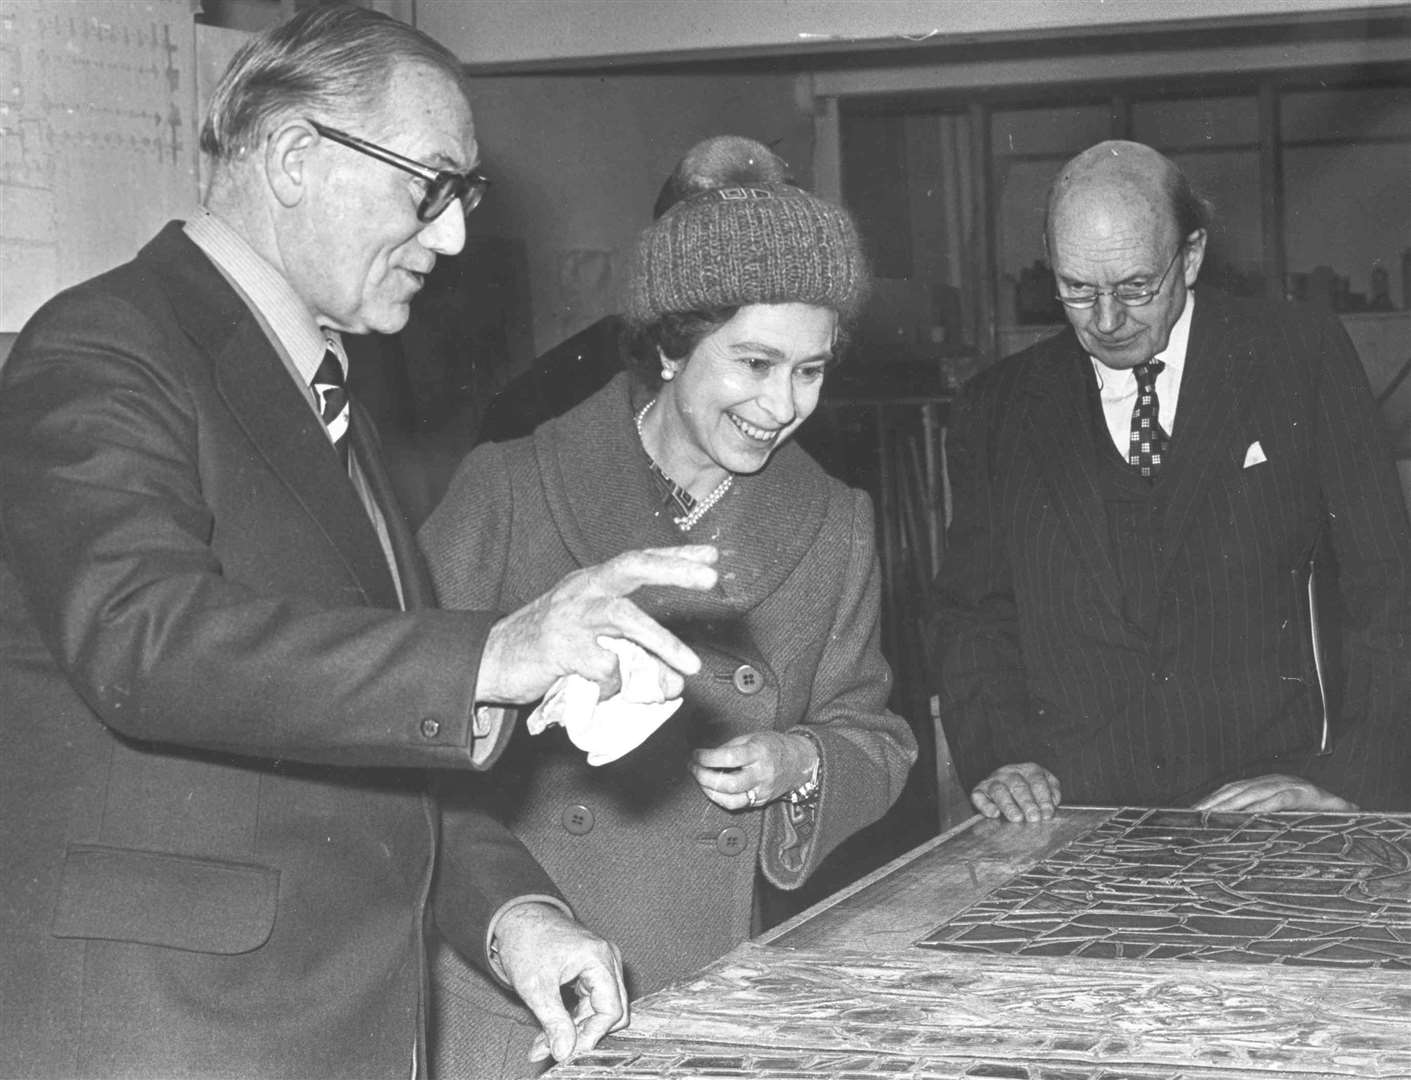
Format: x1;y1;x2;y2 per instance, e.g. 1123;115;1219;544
635;399;733;532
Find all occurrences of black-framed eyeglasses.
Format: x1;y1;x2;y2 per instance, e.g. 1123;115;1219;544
308;119;489;222
1054;244;1185;310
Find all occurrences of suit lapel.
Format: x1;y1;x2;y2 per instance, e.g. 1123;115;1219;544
348;402;434;610
149;225;400;607
1156;294;1261;585
1021;335;1127;619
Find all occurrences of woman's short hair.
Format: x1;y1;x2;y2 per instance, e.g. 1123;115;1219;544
200;5;467;162
625;308;737;385
623;305;855;389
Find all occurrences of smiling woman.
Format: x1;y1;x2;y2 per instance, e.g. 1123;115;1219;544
419;136;918;1079
636;302;836;516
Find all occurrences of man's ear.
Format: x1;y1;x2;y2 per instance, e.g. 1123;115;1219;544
265;121;317;211
1182;227;1208;286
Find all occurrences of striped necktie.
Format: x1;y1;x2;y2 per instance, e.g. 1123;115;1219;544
1128;359;1169;480
312;346;350;466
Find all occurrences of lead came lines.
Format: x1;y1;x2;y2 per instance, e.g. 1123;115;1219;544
919;807;1411;968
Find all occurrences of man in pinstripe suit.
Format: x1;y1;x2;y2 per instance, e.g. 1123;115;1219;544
933;140;1411;822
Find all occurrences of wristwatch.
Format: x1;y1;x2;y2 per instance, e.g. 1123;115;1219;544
784;750;821;806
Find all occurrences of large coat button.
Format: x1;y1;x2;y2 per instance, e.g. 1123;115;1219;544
731;664;763;695
715;826;747;855
561;804;595;835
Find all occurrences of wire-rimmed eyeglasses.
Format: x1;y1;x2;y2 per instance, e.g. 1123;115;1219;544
1054;243;1185;310
308;119;489;222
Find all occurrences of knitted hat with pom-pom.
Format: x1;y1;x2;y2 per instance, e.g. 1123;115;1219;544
626;138;868;325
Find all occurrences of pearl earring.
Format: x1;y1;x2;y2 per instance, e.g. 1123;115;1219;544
661;364;676;381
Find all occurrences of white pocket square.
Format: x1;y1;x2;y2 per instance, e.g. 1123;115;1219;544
1243;440;1267;468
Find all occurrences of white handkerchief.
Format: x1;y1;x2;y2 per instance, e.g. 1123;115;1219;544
1243;440;1267;468
525;637;683;766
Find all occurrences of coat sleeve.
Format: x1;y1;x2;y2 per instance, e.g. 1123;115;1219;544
431;785;568;980
0;290;500;770
417;443;571;975
759;488;919;890
1302;314;1411;810
929;377;1035;790
418;438;517;612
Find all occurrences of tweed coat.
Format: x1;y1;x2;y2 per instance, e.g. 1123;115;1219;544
933;290;1411;810
420;372;917;1073
0;223;561;1078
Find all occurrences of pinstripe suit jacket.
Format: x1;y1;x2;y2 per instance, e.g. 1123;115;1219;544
933;291;1411;809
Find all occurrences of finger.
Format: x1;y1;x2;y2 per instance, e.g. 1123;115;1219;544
692;742;757;770
596;547;720;596
608;952;630;1033
1234;791;1299;813
626;542;716;559
986;785;1030;823
571;639;626;699
1192;783;1258;811
633;544;720;564
997;778;1045;823
971;789;1002;818
657;664;685;701
568;964;628;1054
688;766;751;810
517;981;578;1063
605;604;703;678
1031;776;1059;819
1199;788;1275;812
1195;773;1304;811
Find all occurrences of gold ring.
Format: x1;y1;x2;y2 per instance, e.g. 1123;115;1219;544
745;788;758;807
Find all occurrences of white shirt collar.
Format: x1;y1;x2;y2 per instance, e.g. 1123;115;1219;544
184;209;343;385
1089;291;1195;441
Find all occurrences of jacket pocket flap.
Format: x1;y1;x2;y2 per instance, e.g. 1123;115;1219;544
52;844;279;955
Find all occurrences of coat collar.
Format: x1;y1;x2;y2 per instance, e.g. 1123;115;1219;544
140;223;400;608
532;372;834;618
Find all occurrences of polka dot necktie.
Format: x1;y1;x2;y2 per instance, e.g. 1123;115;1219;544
1128;359;1169;480
311;346;350;467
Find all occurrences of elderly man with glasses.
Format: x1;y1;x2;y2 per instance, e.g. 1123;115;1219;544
931;140;1411;824
0;7;721;1078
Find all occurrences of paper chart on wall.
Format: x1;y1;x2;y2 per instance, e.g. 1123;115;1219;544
0;0;198;332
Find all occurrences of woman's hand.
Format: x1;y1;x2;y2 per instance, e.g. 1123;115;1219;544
971;762;1062;823
690;731;819;811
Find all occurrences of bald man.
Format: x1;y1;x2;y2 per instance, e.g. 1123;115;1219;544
932;140;1411;821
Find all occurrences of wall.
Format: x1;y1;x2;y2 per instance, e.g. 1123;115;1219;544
0;0;200;335
462;69;811;359
419;0;1411;68
3;1;1402;370
444;2;1409;361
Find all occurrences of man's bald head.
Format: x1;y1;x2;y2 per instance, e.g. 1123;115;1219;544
1043;140;1211;370
1046;140;1210;253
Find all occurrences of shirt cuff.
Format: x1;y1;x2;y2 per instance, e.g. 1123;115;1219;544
470;705;512;767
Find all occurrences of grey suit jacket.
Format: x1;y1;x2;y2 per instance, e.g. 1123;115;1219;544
0;222;556;1078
